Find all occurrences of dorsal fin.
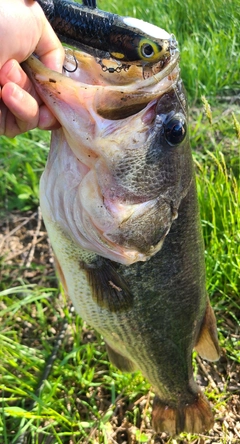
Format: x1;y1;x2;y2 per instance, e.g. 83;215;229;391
194;298;220;361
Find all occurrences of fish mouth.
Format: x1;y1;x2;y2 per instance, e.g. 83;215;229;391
24;49;180;120
24;48;182;265
80;51;180;120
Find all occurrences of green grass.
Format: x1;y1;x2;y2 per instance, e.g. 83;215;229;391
0;0;239;442
0;132;50;213
193;107;239;304
102;0;240;101
1;103;239;443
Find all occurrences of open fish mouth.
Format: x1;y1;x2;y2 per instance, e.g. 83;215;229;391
62;49;180;120
24;48;184;265
26;48;180;118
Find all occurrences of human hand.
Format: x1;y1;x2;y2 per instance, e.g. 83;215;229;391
0;0;64;72
0;0;65;137
0;60;61;137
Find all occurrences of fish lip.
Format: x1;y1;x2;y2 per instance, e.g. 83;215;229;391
76;49;181;89
23;50;180;123
134;51;180;87
24;49;180;93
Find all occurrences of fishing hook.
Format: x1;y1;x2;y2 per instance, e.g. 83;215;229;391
63;55;78;73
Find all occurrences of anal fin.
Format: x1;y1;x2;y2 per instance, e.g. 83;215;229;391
105;342;136;372
194;298;220;361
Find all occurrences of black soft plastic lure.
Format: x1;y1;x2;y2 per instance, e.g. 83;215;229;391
36;0;178;65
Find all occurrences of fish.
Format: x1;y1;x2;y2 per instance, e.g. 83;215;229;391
23;45;220;436
35;0;178;65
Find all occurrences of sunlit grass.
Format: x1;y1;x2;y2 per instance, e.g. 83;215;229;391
102;0;240;100
0;107;239;442
0;0;239;442
0;132;50;212
0;288;148;442
191;107;239;304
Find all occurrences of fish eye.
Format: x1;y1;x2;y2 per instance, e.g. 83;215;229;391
164;114;187;146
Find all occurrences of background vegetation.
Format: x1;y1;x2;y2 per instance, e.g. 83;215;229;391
0;0;239;442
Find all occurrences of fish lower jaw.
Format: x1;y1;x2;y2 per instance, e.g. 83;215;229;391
79;195;170;265
41;148;170;266
77;215;162;266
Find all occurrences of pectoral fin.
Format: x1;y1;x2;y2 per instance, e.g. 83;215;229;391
81;258;133;312
194;298;220;361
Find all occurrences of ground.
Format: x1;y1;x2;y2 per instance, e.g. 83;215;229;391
0;210;239;443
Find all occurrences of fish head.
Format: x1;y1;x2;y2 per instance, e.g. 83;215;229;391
24;49;192;265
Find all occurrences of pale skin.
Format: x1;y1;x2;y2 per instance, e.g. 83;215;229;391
0;0;65;137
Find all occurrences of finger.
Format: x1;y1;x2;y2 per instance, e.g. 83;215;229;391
1;82;39;135
0;92;60;137
35;19;65;73
0;100;23;138
0;60;61;133
0;59;41;104
3;108;22;138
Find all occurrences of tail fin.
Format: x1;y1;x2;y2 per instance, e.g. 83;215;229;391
152;391;214;436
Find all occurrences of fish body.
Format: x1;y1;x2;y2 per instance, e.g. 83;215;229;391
35;0;178;64
23;47;220;435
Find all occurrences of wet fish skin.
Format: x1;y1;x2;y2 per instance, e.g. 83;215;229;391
24;51;182;265
23;49;220;436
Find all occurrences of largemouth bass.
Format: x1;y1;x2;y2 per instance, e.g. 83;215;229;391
35;0;178;65
23;47;220;435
